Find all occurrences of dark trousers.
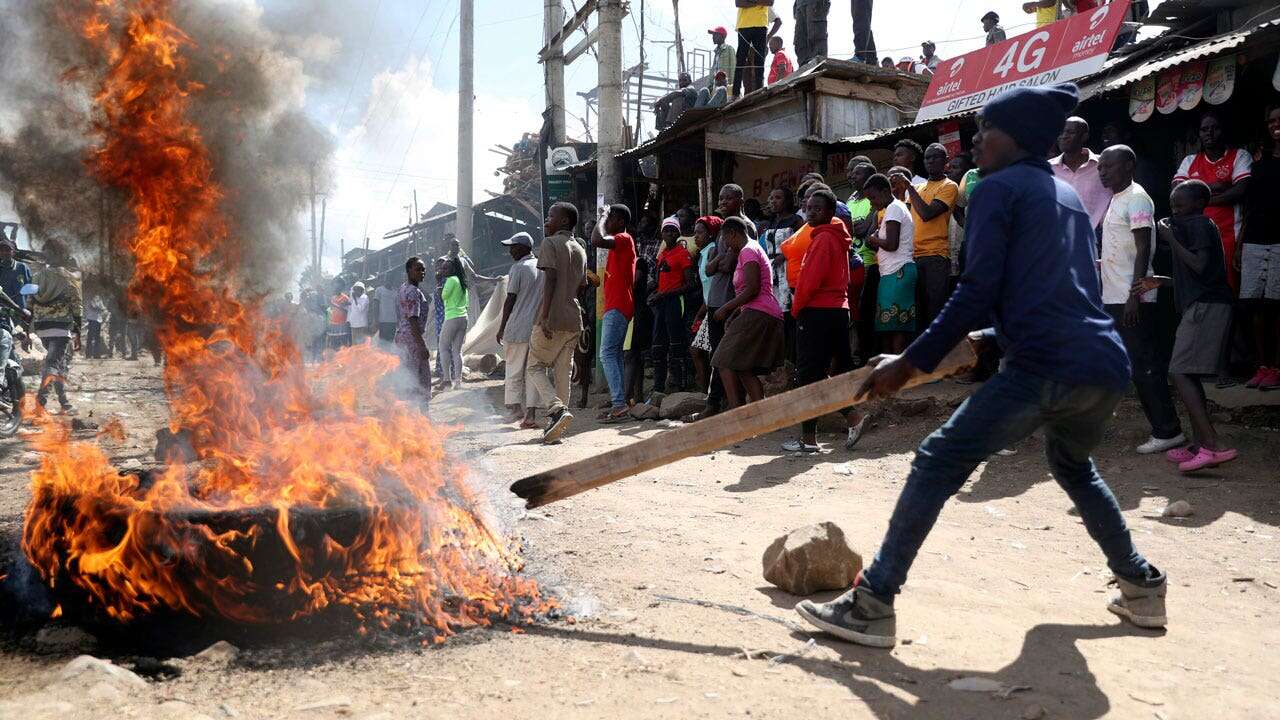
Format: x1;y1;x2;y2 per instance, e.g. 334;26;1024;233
37;336;72;408
378;322;397;343
860;367;1152;598
108;319;128;357
851;0;876;63
86;320;104;358
915;255;952;334
651;295;689;393
797;308;854;436
1105;303;1182;440
734;27;768;96
793;0;830;66
857;265;880;360
706;311;727;411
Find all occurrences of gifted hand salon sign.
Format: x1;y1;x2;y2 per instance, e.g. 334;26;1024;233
917;1;1131;123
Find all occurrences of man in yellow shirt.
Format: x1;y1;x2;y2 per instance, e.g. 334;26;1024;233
734;1;781;96
1023;0;1062;27
900;143;959;331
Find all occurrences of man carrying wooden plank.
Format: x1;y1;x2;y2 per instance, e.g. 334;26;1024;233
795;83;1169;648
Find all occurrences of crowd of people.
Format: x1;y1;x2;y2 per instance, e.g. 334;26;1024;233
464;99;1280;476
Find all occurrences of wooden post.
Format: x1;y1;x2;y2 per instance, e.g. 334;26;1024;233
510;340;979;508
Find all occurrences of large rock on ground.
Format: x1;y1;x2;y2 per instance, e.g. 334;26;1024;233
659;392;706;420
465;353;501;374
762;522;863;596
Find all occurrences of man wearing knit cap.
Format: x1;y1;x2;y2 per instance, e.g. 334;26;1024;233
795;84;1168;648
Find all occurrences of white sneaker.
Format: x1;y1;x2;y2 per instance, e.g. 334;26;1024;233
1136;434;1186;455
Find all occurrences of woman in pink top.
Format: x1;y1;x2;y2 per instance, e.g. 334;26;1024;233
710;216;785;407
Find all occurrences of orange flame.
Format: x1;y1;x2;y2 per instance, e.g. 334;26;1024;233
21;0;550;637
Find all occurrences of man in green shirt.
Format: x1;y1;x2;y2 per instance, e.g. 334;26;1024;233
709;26;736;100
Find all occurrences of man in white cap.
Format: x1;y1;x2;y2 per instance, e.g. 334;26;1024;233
496;232;545;428
347;281;372;344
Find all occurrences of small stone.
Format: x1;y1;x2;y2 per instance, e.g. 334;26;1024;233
19;451;41;465
35;625;98;654
1022;704;1046;720
71;418;100;432
192;640;239;664
57;655;148;691
762;522;863;596
120;458;144;471
659;392;706;420
1162;500;1194;518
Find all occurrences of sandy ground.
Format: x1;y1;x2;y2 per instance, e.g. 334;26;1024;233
1;356;1279;719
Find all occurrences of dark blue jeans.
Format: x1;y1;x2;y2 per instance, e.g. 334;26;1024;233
861;367;1152;599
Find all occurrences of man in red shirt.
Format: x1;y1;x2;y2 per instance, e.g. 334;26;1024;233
593;204;637;421
1174;111;1252;293
782;186;867;454
767;36;794;85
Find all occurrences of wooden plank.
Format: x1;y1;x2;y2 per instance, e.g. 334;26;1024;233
539;0;600;60
704;131;821;161
509;340;978;508
565;25;601;64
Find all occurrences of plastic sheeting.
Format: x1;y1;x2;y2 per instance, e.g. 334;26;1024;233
461;276;507;357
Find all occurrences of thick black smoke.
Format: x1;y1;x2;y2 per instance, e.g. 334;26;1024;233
0;0;335;292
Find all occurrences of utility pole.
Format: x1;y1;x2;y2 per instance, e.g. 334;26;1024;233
319;196;327;272
634;0;646;146
308;163;317;272
597;0;624;205
671;0;686;75
457;0;475;255
544;0;567;144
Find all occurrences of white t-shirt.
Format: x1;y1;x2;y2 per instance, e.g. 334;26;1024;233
876;199;916;275
373;285;399;324
1100;182;1157;305
347;293;370;328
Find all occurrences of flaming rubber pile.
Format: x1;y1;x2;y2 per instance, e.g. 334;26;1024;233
19;0;550;637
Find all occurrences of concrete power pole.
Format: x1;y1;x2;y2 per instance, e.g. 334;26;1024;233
544;0;567;145
457;0;475;254
597;0;624;205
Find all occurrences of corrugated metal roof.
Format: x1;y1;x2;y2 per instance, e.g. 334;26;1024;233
1097;18;1280;91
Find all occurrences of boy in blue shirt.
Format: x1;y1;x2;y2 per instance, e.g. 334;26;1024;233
795;84;1167;648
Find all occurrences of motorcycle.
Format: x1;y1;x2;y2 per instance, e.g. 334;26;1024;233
0;330;24;437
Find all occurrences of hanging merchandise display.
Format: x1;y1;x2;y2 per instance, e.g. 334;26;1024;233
1130;75;1155;122
1177;60;1206;111
1205;55;1238;105
1155;68;1180;115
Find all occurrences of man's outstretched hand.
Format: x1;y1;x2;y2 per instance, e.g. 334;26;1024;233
856;354;920;401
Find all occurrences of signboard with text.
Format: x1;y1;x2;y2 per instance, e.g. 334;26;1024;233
917;0;1130;123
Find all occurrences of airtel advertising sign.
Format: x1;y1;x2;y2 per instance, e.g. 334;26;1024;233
917;1;1130;123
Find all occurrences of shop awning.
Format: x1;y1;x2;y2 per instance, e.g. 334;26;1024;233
1096;18;1280;92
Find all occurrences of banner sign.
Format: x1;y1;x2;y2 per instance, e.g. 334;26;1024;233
916;0;1131;123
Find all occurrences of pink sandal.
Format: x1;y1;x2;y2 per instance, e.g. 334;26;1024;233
1177;447;1238;473
1165;446;1196;464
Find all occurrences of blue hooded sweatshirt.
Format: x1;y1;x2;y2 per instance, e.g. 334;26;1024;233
903;155;1131;391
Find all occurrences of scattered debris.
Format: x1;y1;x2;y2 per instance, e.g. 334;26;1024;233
832;462;856;476
1127;692;1164;706
70;417;100;432
653;696;678;704
995;684;1033;699
948;677;1004;692
295;697;353;713
766;638;816;668
762;521;863;596
1022;704;1046;719
58;655;148;691
1162;500;1194;518
653;594;806;631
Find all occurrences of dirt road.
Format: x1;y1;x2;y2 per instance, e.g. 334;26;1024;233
2;357;1278;719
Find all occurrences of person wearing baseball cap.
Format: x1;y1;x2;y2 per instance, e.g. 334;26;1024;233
795;84;1168;647
981;11;1007;45
707;26;736;100
497;232;544;429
